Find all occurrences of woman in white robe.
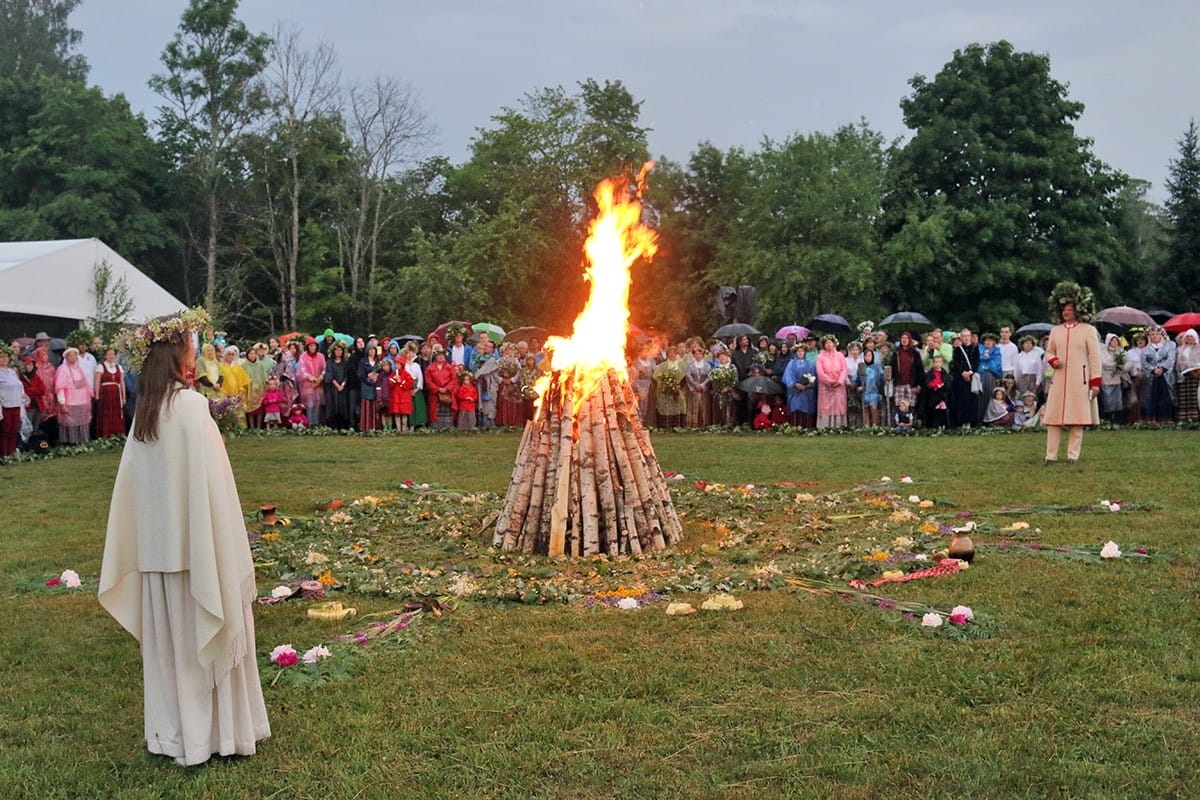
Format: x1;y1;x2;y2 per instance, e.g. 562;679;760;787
99;320;269;766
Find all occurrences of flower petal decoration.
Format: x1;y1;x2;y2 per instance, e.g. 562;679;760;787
616;597;640;610
271;585;294;599
921;612;944;627
60;569;82;588
1100;541;1122;559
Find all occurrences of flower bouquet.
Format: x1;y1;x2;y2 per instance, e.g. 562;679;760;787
208;394;244;435
653;359;685;395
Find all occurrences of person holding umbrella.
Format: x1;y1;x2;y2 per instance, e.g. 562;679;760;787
1042;282;1102;465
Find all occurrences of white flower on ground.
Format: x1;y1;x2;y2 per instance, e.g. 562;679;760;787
1109;503;1122;512
616;597;639;610
271;585;293;598
302;645;331;664
900;475;914;483
60;569;82;588
880;476;892;483
921;612;944;628
908;495;921;504
1100;541;1122;559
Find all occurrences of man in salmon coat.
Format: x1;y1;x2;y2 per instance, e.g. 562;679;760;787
1042;281;1102;465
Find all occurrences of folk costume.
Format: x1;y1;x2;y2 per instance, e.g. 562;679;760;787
0;348;23;456
1139;329;1176;423
357;355;382;431
95;359;127;439
1174;329;1199;423
1042;282;1102;464
100;307;268;766
495;356;525;427
55;351;94;443
405;356;428;429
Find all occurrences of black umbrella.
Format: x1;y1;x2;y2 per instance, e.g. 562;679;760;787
1015;322;1053;337
1148;309;1175;323
878;311;934;333
394;334;424;344
806;314;852;334
738;376;785;396
712;322;761;340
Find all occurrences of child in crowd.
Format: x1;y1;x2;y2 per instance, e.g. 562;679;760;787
894;400;914;431
752;400;773;430
388;356;416;433
1012;399;1027;429
261;377;285;429
454;372;478;430
287;402;308;430
769;396;787;426
984;386;1014;427
376;359;394;430
1020;390;1041;428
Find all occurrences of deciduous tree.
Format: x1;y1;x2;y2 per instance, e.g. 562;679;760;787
881;41;1126;328
150;0;270;310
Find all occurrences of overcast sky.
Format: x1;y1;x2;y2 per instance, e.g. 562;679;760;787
73;0;1199;202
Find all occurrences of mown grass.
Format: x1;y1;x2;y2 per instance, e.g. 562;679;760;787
2;428;1199;799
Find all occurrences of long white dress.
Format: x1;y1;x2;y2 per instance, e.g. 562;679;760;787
99;385;270;765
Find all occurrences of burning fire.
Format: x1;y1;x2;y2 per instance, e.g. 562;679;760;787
541;163;658;410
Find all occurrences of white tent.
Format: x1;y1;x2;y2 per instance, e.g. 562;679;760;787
0;238;185;323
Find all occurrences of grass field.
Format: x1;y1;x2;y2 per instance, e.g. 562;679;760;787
2;428;1198;799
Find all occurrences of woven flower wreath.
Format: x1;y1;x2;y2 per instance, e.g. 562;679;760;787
1046;281;1097;324
116;307;212;373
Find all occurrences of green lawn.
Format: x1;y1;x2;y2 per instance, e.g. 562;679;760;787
2;428;1198;799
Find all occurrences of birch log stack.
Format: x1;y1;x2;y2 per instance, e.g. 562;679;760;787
494;368;683;557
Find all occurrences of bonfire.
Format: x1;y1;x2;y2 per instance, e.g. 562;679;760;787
493;165;683;557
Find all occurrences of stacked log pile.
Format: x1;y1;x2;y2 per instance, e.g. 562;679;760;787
494;368;683;557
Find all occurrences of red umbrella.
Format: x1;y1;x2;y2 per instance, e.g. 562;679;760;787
1162;311;1200;333
427;320;473;347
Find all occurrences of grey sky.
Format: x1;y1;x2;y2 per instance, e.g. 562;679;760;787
74;1;1199;201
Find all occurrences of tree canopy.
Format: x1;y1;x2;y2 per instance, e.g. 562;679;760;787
881;40;1128;329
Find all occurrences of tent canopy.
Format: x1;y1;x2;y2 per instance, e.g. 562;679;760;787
0;239;185;323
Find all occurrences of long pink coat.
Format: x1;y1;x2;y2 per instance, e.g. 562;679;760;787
1042;322;1101;426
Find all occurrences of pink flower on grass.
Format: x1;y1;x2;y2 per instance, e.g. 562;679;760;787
45;577;61;587
270;644;299;668
60;569;82;588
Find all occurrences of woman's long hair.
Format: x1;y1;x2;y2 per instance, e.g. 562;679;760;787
131;338;191;443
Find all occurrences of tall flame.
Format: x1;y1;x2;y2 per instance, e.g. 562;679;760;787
540;163;657;410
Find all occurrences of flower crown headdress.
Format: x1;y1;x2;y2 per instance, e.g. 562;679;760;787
1046;281;1096;323
116;307;212;373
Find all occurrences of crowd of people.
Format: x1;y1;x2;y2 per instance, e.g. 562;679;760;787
2;317;1198;457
